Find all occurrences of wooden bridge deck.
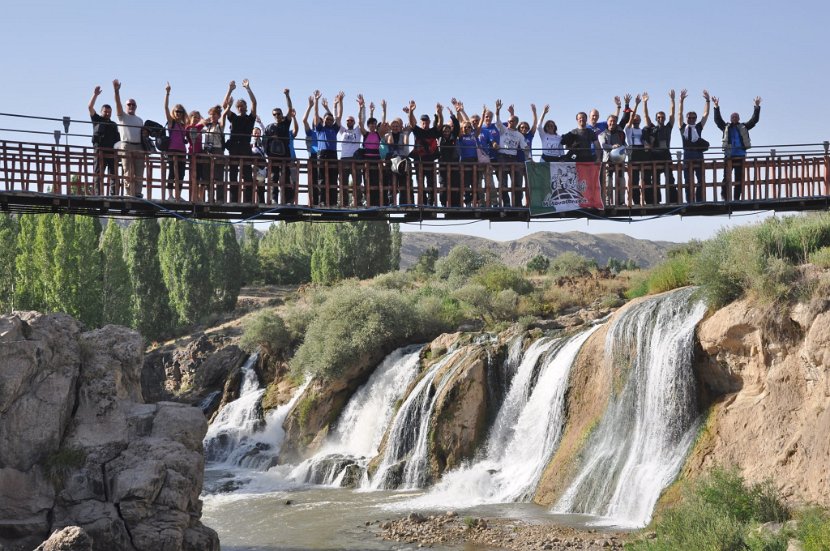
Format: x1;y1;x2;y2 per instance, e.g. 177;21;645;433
1;139;828;222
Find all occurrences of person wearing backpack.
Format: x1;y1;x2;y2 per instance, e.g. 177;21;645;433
88;86;120;195
163;82;188;201
263;88;294;204
678;89;711;202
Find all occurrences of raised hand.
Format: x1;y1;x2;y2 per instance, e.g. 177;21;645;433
624;93;632;104
369;101;375;111
380;99;387;110
409;99;417;111
242;79;250;89
635;94;641;104
284;88;290;95
94;85;102;96
402;106;410;114
451;97;458;107
308;95;314;106
543;104;550;115
669;89;675;100
321;98;329;110
165;81;171;94
313;89;321;100
495;99;503;111
614;95;621;107
112;79;121;91
337;90;345;101
436;102;443;113
680;89;688;101
642;92;649;103
507;104;515;116
356;93;365;106
712;96;719;107
228;80;237;91
531;103;537;113
754;96;762;106
703;89;710;101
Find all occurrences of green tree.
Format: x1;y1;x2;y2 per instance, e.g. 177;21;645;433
259;222;325;283
100;221;132;326
390;223;401;271
434;245;492;281
124;219;172;341
211;224;242;312
73;216;103;327
0;214;19;313
526;254;550;274
159;219;210;327
239;223;261;285
14;214;45;311
410;246;439;278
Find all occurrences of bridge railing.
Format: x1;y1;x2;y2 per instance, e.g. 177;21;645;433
0;139;827;209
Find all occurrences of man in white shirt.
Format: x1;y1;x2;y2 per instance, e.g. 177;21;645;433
494;99;531;207
336;93;363;205
113;79;145;197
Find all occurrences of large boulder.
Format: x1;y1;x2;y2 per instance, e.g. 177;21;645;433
33;526;93;551
0;312;219;551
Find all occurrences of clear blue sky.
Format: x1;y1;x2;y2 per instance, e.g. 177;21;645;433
2;0;827;243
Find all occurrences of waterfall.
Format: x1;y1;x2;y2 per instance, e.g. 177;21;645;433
288;345;423;486
368;346;471;490
553;287;706;528
403;326;601;508
204;352;308;469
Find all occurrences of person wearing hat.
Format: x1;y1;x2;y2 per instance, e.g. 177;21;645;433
406;100;441;206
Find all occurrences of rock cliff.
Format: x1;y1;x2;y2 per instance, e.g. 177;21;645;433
685;297;830;507
0;312;218;551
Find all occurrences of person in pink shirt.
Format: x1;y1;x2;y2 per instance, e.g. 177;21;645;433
163;82;188;201
185;110;205;202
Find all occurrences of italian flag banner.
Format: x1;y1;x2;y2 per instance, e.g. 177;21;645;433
526;162;604;214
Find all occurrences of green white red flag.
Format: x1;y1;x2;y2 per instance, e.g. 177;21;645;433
527;162;604;214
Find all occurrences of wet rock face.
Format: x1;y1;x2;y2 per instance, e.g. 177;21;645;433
142;333;245;405
0;312;219;551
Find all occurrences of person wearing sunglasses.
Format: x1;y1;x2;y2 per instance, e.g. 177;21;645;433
112;79;145;198
163;82;188;201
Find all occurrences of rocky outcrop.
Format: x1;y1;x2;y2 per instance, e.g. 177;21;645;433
684;298;830;507
0;312;218;551
279;341;415;464
428;346;494;477
33;526;93;551
142;333;246;406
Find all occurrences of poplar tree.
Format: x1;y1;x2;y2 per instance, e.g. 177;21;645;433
159;219;210;327
100;221;132;326
0;214;18;313
14;214;45;311
239;223;260;285
124;219;172;341
74;216;103;327
212;224;242;312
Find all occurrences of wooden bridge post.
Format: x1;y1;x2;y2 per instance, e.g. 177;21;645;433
824;141;829;196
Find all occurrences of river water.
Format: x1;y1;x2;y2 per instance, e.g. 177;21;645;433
202;468;606;551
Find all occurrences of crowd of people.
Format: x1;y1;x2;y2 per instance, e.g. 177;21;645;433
87;80;762;207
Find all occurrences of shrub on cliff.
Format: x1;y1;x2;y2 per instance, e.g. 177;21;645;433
290;285;426;379
629;468;790;550
240;309;291;359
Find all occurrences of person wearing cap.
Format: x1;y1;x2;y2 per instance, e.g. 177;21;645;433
112;79;145;198
406;100;441;206
642;90;676;203
89;85;120;195
677;89;711;202
263;88;294;204
335;92;362;206
713;94;761;201
314;90;341;206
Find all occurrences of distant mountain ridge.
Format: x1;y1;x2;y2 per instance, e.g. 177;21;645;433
400;231;678;270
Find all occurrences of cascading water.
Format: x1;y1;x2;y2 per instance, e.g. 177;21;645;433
403;325;601;508
553;287;706;528
368;346;472;490
203;352;308;470
288;345;423;486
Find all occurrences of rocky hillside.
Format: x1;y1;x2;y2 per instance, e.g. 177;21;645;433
0;312;218;551
400;230;677;270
